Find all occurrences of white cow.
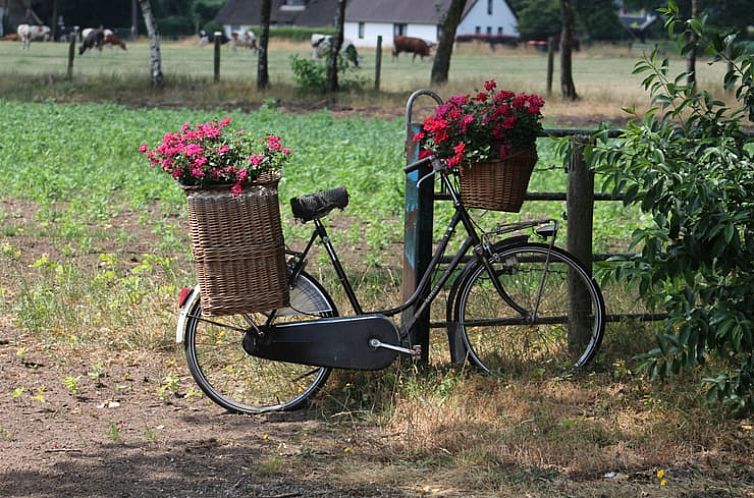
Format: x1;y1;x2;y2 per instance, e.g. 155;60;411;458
310;33;360;67
17;24;51;49
231;30;257;52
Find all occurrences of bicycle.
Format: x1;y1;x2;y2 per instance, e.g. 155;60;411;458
176;156;606;414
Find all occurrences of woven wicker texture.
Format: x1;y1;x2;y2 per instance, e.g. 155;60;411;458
185;173;289;316
459;147;538;212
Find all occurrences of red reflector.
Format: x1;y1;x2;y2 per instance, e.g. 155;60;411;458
178;288;193;308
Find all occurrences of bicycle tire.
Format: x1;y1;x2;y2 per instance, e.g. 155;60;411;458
184;270;337;414
454;242;605;375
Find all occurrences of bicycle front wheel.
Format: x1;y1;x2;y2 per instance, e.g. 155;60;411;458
184;270;337;414
455;243;605;375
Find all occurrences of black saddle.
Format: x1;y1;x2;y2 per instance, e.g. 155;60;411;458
290;187;349;222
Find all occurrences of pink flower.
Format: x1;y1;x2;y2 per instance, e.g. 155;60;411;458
248;154;264;166
267;135;282;151
230;182;244;196
138;143;148;154
181;122;192;133
220;117;232;127
218;144;229;155
194;156;208;167
282;147;291;156
499;143;512;159
237;169;248;182
184;143;203;157
191;167;205;178
454;142;467;155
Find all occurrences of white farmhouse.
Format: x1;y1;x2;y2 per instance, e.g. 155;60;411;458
344;0;519;48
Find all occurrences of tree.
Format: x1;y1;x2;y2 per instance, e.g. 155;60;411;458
257;0;271;90
517;0;561;40
326;0;346;93
686;0;699;89
559;0;578;99
139;0;163;88
430;0;467;85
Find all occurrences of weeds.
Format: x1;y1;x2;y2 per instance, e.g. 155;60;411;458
61;376;81;396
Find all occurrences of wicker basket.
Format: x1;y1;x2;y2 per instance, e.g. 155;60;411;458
184;171;289;316
459;147;538;212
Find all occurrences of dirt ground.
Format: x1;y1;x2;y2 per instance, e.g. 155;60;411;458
0;331;425;498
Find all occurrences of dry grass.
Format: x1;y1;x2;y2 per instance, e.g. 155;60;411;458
0;38;733;122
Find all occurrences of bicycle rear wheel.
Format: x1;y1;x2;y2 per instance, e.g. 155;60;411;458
455;243;605;375
184;270;337;414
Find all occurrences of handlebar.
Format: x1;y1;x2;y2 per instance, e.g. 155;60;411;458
403;156;432;174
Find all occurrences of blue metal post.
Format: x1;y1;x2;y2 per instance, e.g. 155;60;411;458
402;90;442;364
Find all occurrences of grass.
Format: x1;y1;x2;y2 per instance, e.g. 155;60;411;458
0;38;731;118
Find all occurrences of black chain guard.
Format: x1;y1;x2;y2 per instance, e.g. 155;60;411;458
245;314;400;370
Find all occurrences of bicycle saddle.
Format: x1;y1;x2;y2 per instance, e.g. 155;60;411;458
290;187;349;222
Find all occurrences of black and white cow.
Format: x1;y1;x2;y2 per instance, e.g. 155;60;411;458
311;33;360;67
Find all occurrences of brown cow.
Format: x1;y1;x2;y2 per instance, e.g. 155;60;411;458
104;32;127;50
392;35;433;62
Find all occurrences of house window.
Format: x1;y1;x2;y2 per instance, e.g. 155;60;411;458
394;23;406;36
281;0;306;11
358;22;364;39
487;0;493;15
486;26;492;35
475;26;481;34
497;27;503;35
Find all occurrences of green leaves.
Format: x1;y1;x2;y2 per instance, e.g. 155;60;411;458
591;6;754;414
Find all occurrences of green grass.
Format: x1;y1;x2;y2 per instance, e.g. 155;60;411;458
0;39;729;111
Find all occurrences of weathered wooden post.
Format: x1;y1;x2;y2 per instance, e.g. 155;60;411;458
67;31;76;80
214;31;222;83
403;89;442;365
566;135;594;349
546;36;555;96
374;35;382;92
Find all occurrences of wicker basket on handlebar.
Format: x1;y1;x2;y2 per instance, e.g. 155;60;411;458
183;171;289;316
459;147;538;212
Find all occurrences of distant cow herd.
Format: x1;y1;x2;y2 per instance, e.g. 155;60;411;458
4;25;439;64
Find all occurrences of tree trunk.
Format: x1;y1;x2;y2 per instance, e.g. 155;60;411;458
138;0;163;88
686;0;698;89
51;0;57;40
326;0;346;93
559;0;578;100
430;0;467;85
257;0;271;90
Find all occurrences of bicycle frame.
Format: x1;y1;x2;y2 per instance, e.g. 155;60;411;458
283;169;549;345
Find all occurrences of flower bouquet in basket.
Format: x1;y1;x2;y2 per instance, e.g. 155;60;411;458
140;119;292;316
413;80;545;212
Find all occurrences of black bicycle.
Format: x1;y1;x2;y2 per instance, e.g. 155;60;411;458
176;156;606;414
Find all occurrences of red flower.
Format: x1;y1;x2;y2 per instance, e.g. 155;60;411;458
484;80;497;91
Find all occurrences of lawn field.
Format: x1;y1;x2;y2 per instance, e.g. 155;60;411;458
0;38;730;117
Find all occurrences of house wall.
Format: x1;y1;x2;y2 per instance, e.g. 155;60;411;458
457;0;518;37
344;21;438;48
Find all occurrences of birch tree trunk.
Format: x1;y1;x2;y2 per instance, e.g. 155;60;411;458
559;0;578;100
326;0;346;93
257;0;271;90
430;0;467;85
138;0;163;88
686;0;698;89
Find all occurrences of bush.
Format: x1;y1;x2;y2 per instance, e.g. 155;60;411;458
289;52;365;93
592;3;754;413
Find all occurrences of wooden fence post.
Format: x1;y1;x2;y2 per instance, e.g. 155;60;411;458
214;31;222;83
566;135;595;348
546;36;555;97
374;35;382;92
67;32;75;80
